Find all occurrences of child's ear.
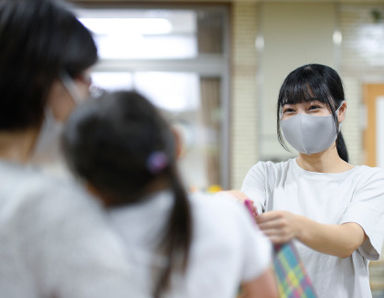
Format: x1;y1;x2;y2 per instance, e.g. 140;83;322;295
171;127;183;159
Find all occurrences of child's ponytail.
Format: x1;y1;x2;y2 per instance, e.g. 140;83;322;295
154;165;192;298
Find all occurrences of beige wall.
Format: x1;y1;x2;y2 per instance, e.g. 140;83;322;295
231;2;259;188
259;3;337;161
342;77;364;165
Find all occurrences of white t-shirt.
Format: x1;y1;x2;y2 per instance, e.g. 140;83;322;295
108;190;272;298
0;161;135;298
241;158;384;298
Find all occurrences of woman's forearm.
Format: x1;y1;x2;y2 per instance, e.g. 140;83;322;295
295;215;366;258
257;211;366;258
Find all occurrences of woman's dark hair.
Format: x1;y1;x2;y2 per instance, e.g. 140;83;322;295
62;90;192;298
277;64;349;162
0;0;97;131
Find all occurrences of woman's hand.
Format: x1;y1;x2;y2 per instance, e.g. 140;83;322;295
256;211;300;244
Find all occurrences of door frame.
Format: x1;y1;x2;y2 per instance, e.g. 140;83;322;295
363;83;384;167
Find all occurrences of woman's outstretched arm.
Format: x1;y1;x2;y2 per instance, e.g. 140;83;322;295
257;211;366;258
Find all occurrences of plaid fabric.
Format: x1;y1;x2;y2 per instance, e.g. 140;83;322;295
273;243;317;298
243;200;317;298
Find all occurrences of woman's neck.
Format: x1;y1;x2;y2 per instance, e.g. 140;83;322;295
296;143;353;173
0;128;38;163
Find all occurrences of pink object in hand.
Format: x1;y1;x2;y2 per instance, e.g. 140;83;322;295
244;199;258;218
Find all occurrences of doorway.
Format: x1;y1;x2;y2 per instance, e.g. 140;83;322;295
363;83;384;167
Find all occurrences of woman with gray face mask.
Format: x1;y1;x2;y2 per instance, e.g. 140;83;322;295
239;64;384;298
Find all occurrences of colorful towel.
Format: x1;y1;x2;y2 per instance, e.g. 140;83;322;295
273;243;317;298
244;200;317;298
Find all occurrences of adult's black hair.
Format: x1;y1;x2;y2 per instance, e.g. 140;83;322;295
0;0;97;131
277;64;349;162
62;90;192;298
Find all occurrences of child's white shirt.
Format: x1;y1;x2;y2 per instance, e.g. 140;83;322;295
108;190;272;298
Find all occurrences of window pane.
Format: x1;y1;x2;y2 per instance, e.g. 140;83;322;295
133;72;199;112
78;9;198;59
79;5;229;189
90;71;222;190
133;72;221;190
91;72;133;90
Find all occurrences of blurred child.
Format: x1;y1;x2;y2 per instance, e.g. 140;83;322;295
62;90;278;298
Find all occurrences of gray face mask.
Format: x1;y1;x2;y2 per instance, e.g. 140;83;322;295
280;104;343;155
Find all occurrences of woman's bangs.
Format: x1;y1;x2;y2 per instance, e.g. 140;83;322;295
280;79;332;107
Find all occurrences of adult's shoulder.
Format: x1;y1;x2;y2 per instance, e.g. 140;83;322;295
21;171;96;206
244;159;294;186
350;165;384;187
0;164;132;298
247;159;292;174
355;164;384;175
0;165;104;234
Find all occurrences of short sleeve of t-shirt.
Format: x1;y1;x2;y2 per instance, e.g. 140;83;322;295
340;167;384;260
241;162;268;214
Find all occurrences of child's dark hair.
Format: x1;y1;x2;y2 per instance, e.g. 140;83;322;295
62;90;192;298
0;0;97;131
277;64;349;162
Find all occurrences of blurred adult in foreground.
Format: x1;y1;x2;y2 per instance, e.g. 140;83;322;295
0;0;133;297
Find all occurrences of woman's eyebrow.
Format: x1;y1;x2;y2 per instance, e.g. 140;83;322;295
306;97;322;102
306;99;325;105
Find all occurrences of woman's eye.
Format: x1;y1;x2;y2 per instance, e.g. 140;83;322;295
309;105;321;110
283;108;295;113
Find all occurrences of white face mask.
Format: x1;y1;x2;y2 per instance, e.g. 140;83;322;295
30;109;64;164
280;103;343;155
31;74;83;165
60;72;83;104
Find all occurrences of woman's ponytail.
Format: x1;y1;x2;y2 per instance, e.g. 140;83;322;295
153;166;192;298
336;132;349;162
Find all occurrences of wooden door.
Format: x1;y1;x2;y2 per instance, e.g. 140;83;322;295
363;84;384;166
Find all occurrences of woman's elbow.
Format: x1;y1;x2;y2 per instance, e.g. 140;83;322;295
336;243;361;258
337;223;366;258
337;250;354;259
